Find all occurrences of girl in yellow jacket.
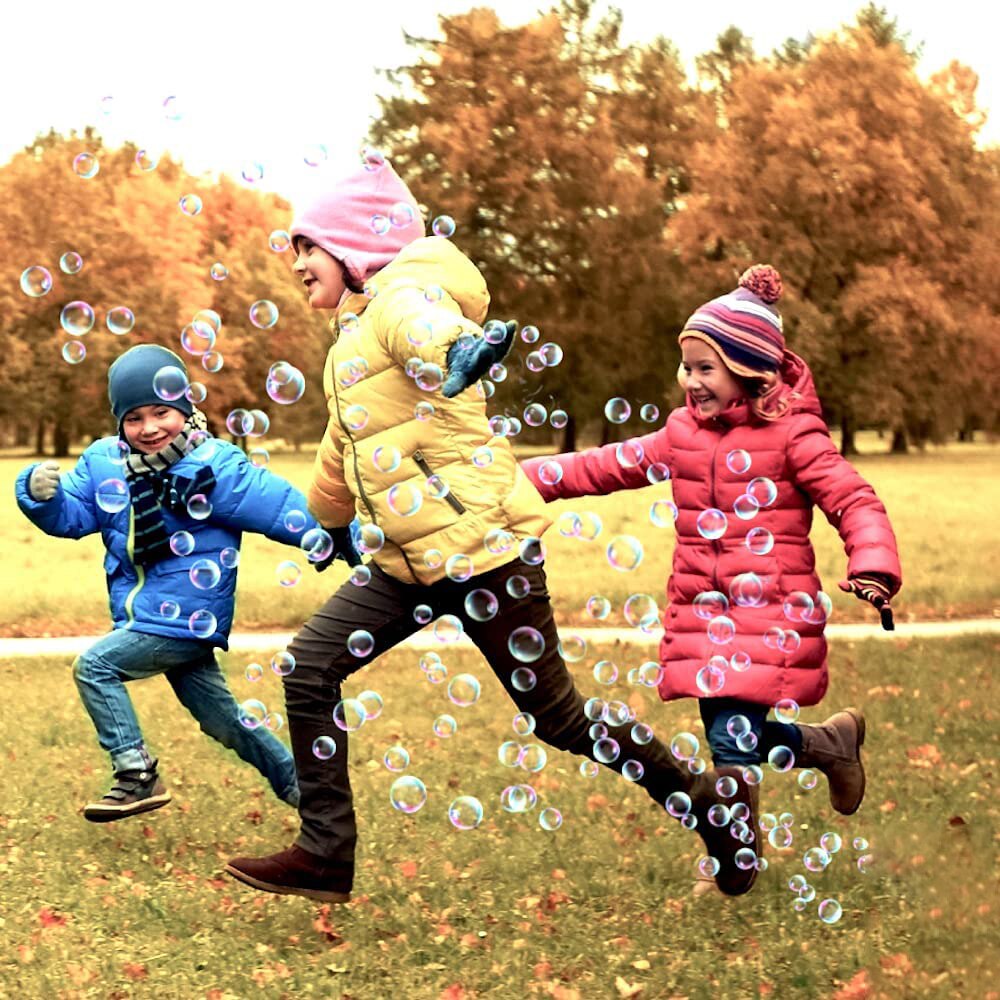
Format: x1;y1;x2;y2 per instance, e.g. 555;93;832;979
226;158;754;901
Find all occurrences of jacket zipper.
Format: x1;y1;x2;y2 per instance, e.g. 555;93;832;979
708;431;722;593
122;505;145;629
330;364;421;581
413;450;467;515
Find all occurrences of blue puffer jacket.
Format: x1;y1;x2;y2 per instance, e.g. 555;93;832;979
16;436;330;649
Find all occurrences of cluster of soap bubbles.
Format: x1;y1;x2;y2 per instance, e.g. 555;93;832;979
238;698;284;733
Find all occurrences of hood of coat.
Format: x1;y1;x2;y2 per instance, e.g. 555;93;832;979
331;237;489;339
685;349;823;427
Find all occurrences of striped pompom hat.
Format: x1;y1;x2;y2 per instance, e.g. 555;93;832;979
679;264;785;376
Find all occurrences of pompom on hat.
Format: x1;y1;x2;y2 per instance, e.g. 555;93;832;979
289;158;426;288
679;264;785;377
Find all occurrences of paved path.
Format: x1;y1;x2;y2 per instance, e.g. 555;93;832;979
1;618;995;657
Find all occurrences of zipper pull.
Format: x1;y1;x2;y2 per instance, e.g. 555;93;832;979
413;449;424;462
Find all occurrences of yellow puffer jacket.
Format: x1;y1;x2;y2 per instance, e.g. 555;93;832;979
306;236;552;585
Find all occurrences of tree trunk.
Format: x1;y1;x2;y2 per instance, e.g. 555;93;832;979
560;414;577;453
52;421;71;458
840;414;857;456
889;428;908;454
35;419;46;457
14;423;31;447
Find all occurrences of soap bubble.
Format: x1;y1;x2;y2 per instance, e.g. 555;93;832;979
238;699;267;730
389;775;427;814
746;527;774;556
270;651;296;677
558;635;586;662
301;527;334;564
276;560;301;587
463;589;498;622
783;592;815;622
188;609;217;639
447;673;481;707
537;461;563;486
586;595;611;619
511;667;537;692
202;351;224;372
135;149;158;171
431;215;456;237
650;499;678;527
707;615;735;644
433;614;464;643
616;440;644;468
747;477;778;507
523;403;547;427
666;791;692;818
768;745;796;772
445;553;474;582
384;745;410;771
333;698;367;732
433;714;457;738
818;899;843;924
61;341;85;365
266;362;305;405
550;409;568;429
312;736;336;760
694;591;729;619
696;508;728;540
501;784;537;812
640;403;660;423
241;161;264;184
373;445;401;474
179;194;202;216
268;229;291;252
696;663;726;694
593;660;618;685
670;732;700;761
20;266;52;297
189;558;221;590
181;321;215;355
508;627;544;663
604;397;631;423
170;531;195;556
60;301;95;336
388;483;423;517
59;252;83;275
245;662;263;682
95;478;129;513
210;262;229;281
249;300;279;329
733;494;761;520
539;807;562;831
803;847;831;873
506;575;530;600
624;593;658;629
347;629;375;658
726;449;752;474
73;152;99;178
303;144;328;167
606;535;643;571
152;366;187;401
774;698;800;724
448;795;484;830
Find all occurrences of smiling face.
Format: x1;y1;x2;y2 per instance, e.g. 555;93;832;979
680;338;745;419
292;237;348;309
121;404;187;454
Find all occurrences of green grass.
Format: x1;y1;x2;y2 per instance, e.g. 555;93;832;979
0;635;997;998
2;439;997;636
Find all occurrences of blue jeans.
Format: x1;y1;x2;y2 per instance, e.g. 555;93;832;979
699;698;803;767
73;629;298;803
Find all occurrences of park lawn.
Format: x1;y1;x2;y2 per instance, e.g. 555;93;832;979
0;634;996;999
1;440;996;637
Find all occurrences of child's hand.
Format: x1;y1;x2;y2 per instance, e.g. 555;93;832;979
28;461;61;502
838;573;895;631
441;320;517;398
314;525;363;571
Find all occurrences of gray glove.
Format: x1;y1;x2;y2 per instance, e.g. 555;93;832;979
29;461;61;502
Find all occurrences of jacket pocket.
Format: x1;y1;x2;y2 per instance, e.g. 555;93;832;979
412;450;467;515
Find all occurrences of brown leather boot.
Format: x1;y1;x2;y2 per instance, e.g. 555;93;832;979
690;767;760;897
225;845;353;903
796;708;866;815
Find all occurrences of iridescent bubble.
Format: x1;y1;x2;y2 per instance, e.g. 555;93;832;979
783;592;815;623
238;699;267;730
516;537;543;568
312;736;336;760
798;768;818;790
170;530;195;556
424;549;444;571
471;445;494;468
694;591;729;620
448;795;484;830
210;262;228;281
60;301;95;336
268;229;291;252
464;589;498;622
135;149;158;171
445;554;474;583
666;791;692;818
539;342;563;367
768;826;794;849
433;614;464;643
857;853;874;874
592;660;618;685
640;403;660;423
707;803;731;827
382;744;410;772
188;609;217;639
20;266;52;297
519;324;540;344
162;95;184;119
484;528;515;555
189;558;221;590
650;500;678;527
303;143;328;167
416;362;443;392
270;651;296;677
606;535;643;572
670;732;700;761
387;483;423;517
186;493;212;520
511;667;536;692
550;408;568;429
774;698;800;724
538;807;562;831
733;494;761;520
347;629;375;658
763;626;784;649
604;398;631;423
58;340;80;365
592;737;619;764
344;404;369;431
696;508;728;540
202;351;224;373
818;899;842;924
743;764;764;786
508;627;544;663
803;847;831;873
241;161;264;184
179;194;202;216
267;362;305;405
370;213;390;236
152;366;188;402
497;740;522;767
768;745;796;772
696;663;726;694
747;476;778;507
431;215;456;237
159;601;180;624
185;382;208;405
95;478;129;513
276;560;302;587
263;711;284;733
373;445;401;474
389;775;427;814
433;713;457;738
447;673;481;707
501;784;537;811
349;565;372;587
510;711;536;738
698;856;721;878
557;635;586;663
284;510;307;534
506;575;530;599
616;440;644;468
414;400;435;421
249;300;279;330
245;662;263;682
646;462;670;484
585;595;611;621
533;461;563;488
181;321;216;355
820;832;842;854
707;615;736;644
301;527;334;564
59;252;83;275
225;409;252;436
357;689;383;721
519;743;548;772
725;715;752;739
726;449;752;474
333;698;367;733
638;661;663;687
745;527;774;556
730;572;765;608
73;152;99;178
523;403;547;427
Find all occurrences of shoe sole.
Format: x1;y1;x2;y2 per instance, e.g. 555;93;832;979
839;708;866;816
84;793;172;824
223;864;351;903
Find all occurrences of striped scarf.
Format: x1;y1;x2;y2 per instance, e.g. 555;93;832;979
123;410;215;568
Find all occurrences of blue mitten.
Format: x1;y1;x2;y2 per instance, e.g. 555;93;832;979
441;320;517;398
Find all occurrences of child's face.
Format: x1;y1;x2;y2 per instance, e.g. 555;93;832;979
122;404;187;454
680;339;744;419
292;237;347;309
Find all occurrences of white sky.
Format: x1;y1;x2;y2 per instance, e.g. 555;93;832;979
3;1;995;209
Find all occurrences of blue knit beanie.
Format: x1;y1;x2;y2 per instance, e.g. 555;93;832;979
108;345;193;422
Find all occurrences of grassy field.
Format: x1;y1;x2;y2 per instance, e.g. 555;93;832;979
2;438;996;638
0;634;996;998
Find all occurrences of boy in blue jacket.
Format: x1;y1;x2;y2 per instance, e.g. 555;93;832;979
15;345;358;823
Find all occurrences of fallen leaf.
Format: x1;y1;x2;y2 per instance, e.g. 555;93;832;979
615;976;643;997
38;907;68;928
831;969;871;999
398;860;419;879
122;962;148;981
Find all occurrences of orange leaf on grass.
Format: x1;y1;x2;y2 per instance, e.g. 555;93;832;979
439;984;471;1000
38;907;68;928
122;962;149;980
830;970;871;1000
398;859;420;878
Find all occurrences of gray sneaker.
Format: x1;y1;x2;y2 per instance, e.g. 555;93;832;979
84;761;171;823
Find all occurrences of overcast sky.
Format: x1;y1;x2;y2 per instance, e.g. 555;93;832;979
3;1;994;209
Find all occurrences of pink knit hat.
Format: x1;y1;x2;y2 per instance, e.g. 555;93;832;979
289;159;426;287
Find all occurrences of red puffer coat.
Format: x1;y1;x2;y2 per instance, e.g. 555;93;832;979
522;351;901;708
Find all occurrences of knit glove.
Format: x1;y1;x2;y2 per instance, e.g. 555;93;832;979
441;320;517;398
314;524;363;572
838;572;895;631
28;461;61;502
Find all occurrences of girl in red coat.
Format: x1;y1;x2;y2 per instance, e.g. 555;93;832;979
523;265;901;885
